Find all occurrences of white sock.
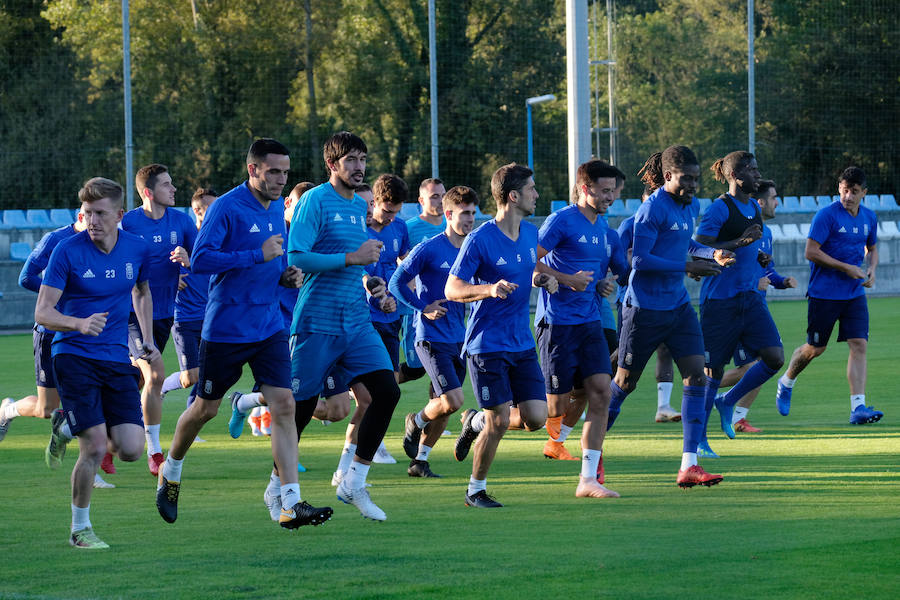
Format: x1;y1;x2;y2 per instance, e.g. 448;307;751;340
581;449;601;479
345;461;370;489
733;406;749;424
337;443;356;474
2;402;20;420
267;470;281;495
557;424;574;443
237;393;263;413
680;452;698;471
471;411;486;433
145;424;161;455
850;394;865;411
414;411;429;429
779;375;796;388
71;504;91;533
657;382;674;408
162;455;183;483
416;444;432;461
467;476;486;496
281;483;300;509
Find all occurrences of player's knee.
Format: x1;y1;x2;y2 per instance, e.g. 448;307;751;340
117;443;143;462
685;373;706;388
266;391;295;417
761;348;784;371
847;339;867;355
444;391;464;413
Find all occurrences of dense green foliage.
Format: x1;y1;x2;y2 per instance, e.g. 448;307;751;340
0;1;896;211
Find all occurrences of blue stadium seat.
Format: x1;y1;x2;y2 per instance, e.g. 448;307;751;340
9;241;32;261
474;205;488;219
798;196;818;213
624;198;641;215
816;195;832;210
607;199;627;217
26;209;52;227
399;203;419;221
781;196;800;213
698;197;712;214
767;224;785;241
2;209;32;229
863;195;881;212
72;209;80;221
550;200;567;213
50;208;74;227
877;220;899;240
880;194;897;210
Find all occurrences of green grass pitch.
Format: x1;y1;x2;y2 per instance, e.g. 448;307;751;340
0;298;897;599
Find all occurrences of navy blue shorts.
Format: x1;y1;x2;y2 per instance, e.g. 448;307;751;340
700;291;782;369
536;320;612;395
321;367;351;398
415;340;467;396
172;319;203;372
732;343;758;367
53;353;143;435
33;326;56;388
198;330;291;400
807;295;869;347
467;350;546;409
401;313;422;369
374;319;402;372
618;301;704;373
128;314;174;359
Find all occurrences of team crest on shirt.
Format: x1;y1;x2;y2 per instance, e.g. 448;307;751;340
864;224;869;235
125;263;134;280
606;243;612;257
249;224;260;233
530;248;536;263
170;231;177;245
393;239;399;252
291;379;300;393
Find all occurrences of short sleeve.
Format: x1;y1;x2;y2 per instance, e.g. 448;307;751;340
450;231;482;282
288;191;322;254
807;209;831;245
695;200;728;238
42;241;71;291
537;211;565;252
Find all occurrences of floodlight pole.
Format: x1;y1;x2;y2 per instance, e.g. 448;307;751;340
526;94;556;170
122;0;134;210
566;0;592;196
428;0;439;178
748;0;755;154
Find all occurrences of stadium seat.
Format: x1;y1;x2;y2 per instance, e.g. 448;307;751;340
767;223;785;241
9;241;31;261
780;223;804;241
781;196;800;213
550;200;567;213
625;198;641;214
799;223;811;237
26;209;52;227
50;208;74;226
864;195;881;212
815;195;832;210
798;196;817;213
877;221;899;240
399;203;419;220
71;209;80;221
2;209;32;229
698;197;712;214
880;194;896;210
474;205;489;219
832;195;840;203
607;199;627;217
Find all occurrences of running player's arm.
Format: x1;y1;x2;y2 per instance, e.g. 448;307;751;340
35;247;107;335
694;201;761;250
18;230;56;292
389;251;429;312
804;210;867;280
191;202;280;273
607;229;629;284
535;214;591;291
445;234;517;302
170;212;197;268
131;280;160;362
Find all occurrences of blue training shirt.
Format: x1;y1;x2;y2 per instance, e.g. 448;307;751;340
758;224;787;296
19;224;81;333
192;182;286;343
807;201;877;300
121;207;197;320
173;270;210;322
288;182;370;335
626;188;696;310
365;219;410;324
406;216;446;247
449;219;539;355
390;232;465;344
42;230;151;363
536;204;628;325
696;194;763;302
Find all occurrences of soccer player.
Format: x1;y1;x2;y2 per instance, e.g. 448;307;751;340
159;188;217;413
390;185;478;478
445;163;558;508
35;177;155;548
533;159;628;498
154;139;325;531
716;179;797;433
398;178;447;384
121;164;196;476
693;151;784;446
613;185;682;424
607;146;732;488
776;166;881;424
288;131;401;521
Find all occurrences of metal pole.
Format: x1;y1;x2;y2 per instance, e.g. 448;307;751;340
748;0;755;154
566;0;591;196
606;0;617;165
428;0;439;178
122;0;134;210
526;103;534;169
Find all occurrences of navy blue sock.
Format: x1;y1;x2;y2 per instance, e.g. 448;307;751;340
185;383;198;409
723;361;777;406
682;384;708;453
700;377;720;444
607;381;629;431
161;372;183;396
